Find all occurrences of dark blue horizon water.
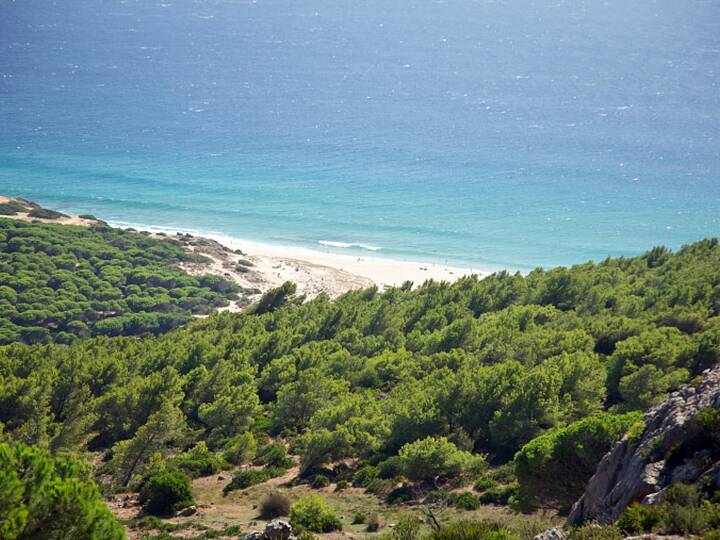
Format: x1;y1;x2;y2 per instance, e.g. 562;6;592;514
1;0;719;271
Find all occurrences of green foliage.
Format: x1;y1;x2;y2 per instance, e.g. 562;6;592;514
390;514;422;540
568;525;622;540
257;443;293;468
0;441;124;539
223;432;257;465
1;234;720;514
311;474;330;488
139;469;194;517
398;437;485;483
514;412;641;510
428;520;520;540
289;493;342;533
449;491;481;510
0;218;238;343
172;442;225;478
477;484;518;505
222;466;286;494
28;208;67;219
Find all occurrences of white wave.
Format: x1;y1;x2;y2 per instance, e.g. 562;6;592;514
318;240;382;251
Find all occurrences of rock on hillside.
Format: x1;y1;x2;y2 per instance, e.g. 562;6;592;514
567;364;720;525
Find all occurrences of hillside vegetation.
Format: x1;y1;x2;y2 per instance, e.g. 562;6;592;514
0;218;239;344
1;232;720;538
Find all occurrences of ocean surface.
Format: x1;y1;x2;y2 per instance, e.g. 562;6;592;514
1;0;719;271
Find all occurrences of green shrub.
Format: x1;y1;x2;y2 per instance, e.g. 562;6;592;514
335;479;349;491
0;441;124;539
353;464;379;487
139;470;194;516
386;484;415;504
659;482;699;507
568;524;622;540
0;201;28;215
223;432;257;465
378;455;403;479
28;208;68;219
514;412;641;510
257;443;293;468
473;477;497;492
391;514;422;540
352;511;367;524
450;491;481;510
311;474;330;489
477;484;518;505
617;503;663;534
223;466;286;494
173;442;225;478
289;494;342;533
259;492;291;519
428;520;520;540
398;437;486;483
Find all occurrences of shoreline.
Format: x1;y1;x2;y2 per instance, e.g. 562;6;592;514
1;195;488;306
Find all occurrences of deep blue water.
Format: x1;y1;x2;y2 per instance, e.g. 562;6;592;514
1;0;719;270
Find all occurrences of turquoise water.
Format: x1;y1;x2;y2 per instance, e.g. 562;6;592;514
1;0;719;271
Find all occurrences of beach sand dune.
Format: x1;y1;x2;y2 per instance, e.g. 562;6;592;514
0;196;484;311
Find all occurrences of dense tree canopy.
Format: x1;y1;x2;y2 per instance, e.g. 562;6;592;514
0;218;239;344
1;233;720;533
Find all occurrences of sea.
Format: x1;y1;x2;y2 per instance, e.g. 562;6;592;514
1;0;719;271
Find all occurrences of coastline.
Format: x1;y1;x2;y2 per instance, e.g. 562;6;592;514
1;195;487;307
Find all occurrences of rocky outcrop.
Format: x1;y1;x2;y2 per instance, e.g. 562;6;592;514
567;364;720;525
532;527;567;540
246;520;295;540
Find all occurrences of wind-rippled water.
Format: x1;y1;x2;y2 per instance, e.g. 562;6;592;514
1;0;719;270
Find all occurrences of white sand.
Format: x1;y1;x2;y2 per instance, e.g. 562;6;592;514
0;195;489;308
208;234;482;291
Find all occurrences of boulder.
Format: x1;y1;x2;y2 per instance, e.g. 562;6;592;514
264;519;294;540
567;364;720;525
532;527;567;540
176;505;197;517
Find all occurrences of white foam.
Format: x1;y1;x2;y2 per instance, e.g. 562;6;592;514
318;240;382;251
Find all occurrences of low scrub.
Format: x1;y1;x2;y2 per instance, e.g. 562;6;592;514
139;470;194;516
223;466;286;495
260;492;291;519
289;494;342;533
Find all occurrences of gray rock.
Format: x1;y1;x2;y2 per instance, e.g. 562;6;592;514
245;532;265;540
264;519;294;540
176;505;197;517
532;527;567;540
567;364;720;525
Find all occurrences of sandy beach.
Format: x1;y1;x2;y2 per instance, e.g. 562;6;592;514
1;196;486;309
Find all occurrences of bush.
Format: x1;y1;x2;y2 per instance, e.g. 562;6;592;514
28;207;68;219
477;484;518;505
257;443;293;468
428;520;520;540
173;442;225;478
0;441;124;539
450;491;481;510
260;492;291;519
473;477;497;492
223;466;286;494
311;474;330;489
289;494;342;533
335;479;349;491
398;437;485;483
352;512;367;524
378;455;403;479
223;432;257;465
568;524;623;540
391;514;422;540
387;484;415;504
139;470;194;516
366;513;383;532
353;464;379;487
616;503;663;534
514;412;641;510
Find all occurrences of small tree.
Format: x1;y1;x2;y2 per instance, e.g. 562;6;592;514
289;494;342;533
398;437;485;484
110;403;187;486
